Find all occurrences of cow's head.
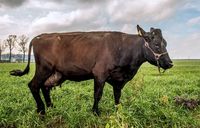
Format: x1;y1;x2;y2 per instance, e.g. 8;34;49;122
137;25;173;70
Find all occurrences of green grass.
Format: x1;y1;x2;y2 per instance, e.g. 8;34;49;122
0;60;200;128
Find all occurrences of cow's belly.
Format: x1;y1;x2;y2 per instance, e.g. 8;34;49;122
63;69;93;81
56;63;93;81
64;74;93;82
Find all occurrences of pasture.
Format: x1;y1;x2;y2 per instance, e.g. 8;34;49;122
0;60;200;128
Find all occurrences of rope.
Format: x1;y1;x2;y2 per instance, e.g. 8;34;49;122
144;40;168;74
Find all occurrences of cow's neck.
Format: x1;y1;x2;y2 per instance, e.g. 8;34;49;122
130;37;146;69
120;40;146;82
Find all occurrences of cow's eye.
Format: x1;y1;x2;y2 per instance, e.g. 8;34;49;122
144;36;150;42
155;45;160;52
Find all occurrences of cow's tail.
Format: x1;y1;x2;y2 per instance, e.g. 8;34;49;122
10;41;33;76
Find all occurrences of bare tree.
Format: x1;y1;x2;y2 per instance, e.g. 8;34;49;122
0;40;6;62
5;35;17;62
18;35;29;62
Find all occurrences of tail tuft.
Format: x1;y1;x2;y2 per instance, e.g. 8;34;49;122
10;69;24;76
10;69;25;76
10;65;29;76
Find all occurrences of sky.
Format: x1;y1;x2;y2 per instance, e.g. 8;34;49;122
0;0;200;59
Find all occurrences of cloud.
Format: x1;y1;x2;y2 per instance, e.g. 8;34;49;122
0;0;66;10
183;0;200;12
168;32;200;59
26;0;65;10
0;0;27;8
187;16;200;25
121;24;136;33
26;0;106;10
0;15;14;29
107;0;185;23
48;0;64;2
75;0;107;4
0;14;30;39
30;7;101;35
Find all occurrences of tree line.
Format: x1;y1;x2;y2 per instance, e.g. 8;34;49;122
0;35;29;62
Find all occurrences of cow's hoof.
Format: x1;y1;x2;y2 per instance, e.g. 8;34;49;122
39;113;45;121
92;109;100;116
47;103;54;108
37;109;45;115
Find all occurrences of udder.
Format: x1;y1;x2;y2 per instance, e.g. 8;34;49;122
44;71;62;87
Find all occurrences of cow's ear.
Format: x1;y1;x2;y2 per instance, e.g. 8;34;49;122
150;27;154;32
137;25;146;37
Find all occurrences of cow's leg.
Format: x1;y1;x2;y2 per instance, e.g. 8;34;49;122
28;77;45;115
41;87;53;108
39;69;54;108
29;64;52;115
92;77;105;116
113;81;126;105
42;72;65;107
92;63;108;116
113;86;122;105
92;56;113;115
108;80;125;105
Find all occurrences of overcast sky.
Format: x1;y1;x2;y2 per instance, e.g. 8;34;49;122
0;0;200;59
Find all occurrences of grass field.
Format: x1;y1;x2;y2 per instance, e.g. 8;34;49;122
0;60;200;128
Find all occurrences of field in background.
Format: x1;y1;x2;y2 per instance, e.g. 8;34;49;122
0;60;200;128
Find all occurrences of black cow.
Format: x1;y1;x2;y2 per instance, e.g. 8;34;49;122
10;25;173;115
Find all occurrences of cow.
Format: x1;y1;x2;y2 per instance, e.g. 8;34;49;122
10;25;173;116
